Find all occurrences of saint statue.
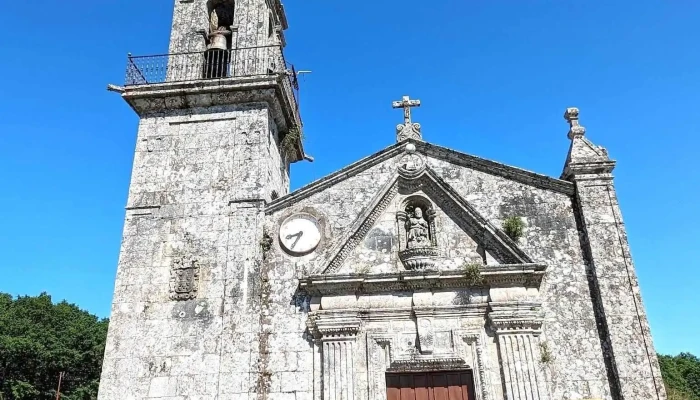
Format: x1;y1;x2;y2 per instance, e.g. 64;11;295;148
209;1;235;34
406;207;430;248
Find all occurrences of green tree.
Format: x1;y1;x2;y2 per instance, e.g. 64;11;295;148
659;352;700;400
0;293;108;400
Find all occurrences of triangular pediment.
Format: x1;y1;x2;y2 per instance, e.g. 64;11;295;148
267;139;573;216
313;167;534;276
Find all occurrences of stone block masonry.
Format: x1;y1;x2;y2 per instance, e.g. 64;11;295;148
100;0;666;397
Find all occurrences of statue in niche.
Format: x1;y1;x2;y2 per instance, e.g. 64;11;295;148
209;0;235;34
406;207;430;249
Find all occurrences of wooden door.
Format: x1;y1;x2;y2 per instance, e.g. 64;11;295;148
386;371;476;400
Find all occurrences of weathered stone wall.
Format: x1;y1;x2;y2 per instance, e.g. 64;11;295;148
427;157;611;399
98;103;287;400
262;145;611;400
101;124;663;400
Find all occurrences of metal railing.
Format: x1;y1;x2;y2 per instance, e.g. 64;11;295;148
124;45;300;118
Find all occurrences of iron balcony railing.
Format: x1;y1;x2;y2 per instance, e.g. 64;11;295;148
124;45;300;116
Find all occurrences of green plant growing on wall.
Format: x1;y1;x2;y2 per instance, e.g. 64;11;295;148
281;126;303;159
463;263;484;285
503;216;525;241
540;342;553;364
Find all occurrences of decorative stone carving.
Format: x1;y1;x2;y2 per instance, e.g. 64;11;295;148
392;95;423;141
300;266;546;296
417;318;435;354
169;257;200;301
397;247;440;270
489;301;545;334
397;143;426;178
406;207;430;248
564;107;586;139
396;122;422;142
404;167;533;265
397;197;439;270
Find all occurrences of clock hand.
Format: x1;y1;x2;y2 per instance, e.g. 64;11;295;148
285;231;304;249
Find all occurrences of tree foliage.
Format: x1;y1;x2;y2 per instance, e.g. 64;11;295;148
0;293;108;400
659;352;700;400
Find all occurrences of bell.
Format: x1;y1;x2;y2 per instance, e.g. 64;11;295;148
203;32;231;79
207;32;229;51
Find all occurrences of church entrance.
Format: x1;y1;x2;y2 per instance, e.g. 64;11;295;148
386;371;476;400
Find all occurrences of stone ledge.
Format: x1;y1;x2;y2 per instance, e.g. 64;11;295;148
299;264;547;296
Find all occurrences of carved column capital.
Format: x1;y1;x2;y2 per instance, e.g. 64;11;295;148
307;312;361;341
488;301;545;335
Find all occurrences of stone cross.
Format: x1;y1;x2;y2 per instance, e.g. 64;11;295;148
392;95;421;124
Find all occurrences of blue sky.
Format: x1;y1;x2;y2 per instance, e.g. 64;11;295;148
0;1;697;355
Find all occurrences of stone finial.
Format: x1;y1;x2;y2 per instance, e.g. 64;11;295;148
393;95;423;142
564;107;586;140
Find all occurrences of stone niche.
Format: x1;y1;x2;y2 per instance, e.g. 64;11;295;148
397;195;439;270
301;265;550;400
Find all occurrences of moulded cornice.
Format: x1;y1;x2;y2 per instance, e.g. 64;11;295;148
299;265;546;296
122;75;305;161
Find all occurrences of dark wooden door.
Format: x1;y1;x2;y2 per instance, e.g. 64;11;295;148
386;371;476;400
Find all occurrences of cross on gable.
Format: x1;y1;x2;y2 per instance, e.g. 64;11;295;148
392;95;421;124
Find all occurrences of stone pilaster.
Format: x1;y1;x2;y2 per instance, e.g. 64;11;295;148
562;107;666;400
308;313;361;400
489;302;550;400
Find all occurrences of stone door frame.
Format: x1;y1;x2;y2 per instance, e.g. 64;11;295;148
366;330;490;400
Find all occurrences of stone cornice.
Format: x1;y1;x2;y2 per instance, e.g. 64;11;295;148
418;141;575;196
562;161;617;181
412;304;489;319
299;265;546;296
121;75;304;161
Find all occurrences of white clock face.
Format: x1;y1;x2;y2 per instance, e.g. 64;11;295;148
279;214;322;256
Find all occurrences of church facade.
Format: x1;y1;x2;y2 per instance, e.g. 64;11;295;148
98;1;666;399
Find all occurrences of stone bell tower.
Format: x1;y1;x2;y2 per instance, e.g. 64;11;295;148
98;0;304;398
